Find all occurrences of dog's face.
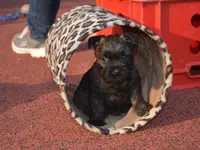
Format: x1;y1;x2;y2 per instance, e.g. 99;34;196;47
88;33;138;83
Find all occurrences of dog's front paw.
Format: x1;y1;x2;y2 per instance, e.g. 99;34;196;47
88;118;106;126
135;102;153;117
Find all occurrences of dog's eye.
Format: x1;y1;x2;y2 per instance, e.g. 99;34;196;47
123;55;127;59
103;57;108;62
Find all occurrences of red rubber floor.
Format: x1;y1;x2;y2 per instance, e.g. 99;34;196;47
0;0;200;149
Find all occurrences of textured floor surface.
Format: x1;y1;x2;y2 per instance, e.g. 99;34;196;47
0;0;200;150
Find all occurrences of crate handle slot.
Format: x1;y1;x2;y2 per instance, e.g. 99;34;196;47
191;13;200;28
188;64;200;78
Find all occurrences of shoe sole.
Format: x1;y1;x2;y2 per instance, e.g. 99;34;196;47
12;41;46;58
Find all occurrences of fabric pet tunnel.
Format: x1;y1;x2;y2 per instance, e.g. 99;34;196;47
45;5;173;135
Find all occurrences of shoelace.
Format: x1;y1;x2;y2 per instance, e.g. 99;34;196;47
18;26;29;39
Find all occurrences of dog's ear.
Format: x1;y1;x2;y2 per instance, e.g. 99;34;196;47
120;33;139;56
88;35;105;50
120;33;138;46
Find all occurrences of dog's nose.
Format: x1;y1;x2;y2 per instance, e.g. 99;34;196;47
112;68;120;75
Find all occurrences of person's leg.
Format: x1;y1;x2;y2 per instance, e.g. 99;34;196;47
27;0;60;40
12;0;60;58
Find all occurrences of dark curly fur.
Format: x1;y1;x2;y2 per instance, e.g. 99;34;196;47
73;33;152;126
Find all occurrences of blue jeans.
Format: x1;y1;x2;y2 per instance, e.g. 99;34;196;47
27;0;61;40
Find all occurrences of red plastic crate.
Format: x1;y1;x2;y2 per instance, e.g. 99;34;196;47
96;0;200;90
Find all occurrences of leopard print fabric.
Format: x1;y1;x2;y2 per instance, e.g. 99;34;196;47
45;5;173;135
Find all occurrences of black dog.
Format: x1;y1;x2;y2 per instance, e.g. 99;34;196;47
73;33;152;126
